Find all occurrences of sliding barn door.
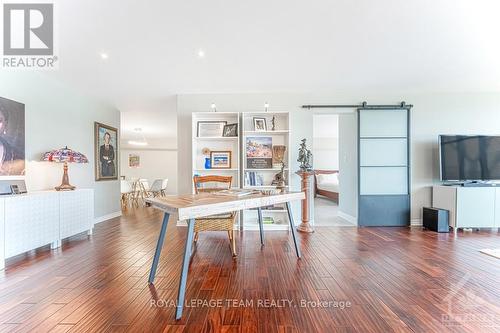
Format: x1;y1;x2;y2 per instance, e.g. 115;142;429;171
358;108;410;226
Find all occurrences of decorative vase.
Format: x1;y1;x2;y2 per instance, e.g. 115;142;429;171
204;157;211;169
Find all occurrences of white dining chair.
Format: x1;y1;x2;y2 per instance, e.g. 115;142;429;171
120;180;134;208
148;179;163;197
161;178;168;196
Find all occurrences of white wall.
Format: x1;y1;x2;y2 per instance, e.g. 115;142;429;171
0;72;121;219
409;92;500;224
177;92;500;226
313;114;339;170
120;149;177;194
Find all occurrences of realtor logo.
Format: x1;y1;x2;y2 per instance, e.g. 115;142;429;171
2;2;58;68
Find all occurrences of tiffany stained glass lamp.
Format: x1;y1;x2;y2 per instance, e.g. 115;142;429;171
41;146;89;191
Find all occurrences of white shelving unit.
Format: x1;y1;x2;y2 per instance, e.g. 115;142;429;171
190;111;291;231
191;112;241;191
241;112;291;230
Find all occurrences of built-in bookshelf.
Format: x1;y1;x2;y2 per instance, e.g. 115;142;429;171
191;112;241;192
191;111;291;230
241;112;291;230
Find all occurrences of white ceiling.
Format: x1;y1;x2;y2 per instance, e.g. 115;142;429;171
49;0;500;114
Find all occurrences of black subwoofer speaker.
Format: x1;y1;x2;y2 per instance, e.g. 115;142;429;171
422;207;449;232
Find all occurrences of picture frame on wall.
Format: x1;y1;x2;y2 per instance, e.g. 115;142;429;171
253;117;267;131
210;151;232;169
95;122;119;181
197;121;227;137
129;154;140;168
0;97;25;177
222;123;238;137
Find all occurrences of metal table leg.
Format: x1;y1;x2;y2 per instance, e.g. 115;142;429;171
257;207;265;245
148;212;170;283
176;218;195;320
286;202;302;258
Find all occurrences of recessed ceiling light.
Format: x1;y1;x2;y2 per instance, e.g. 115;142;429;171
100;53;109;60
198;49;205;58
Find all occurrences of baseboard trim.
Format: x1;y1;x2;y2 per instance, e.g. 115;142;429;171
95;211;122;224
338;211;357;225
411;218;423;227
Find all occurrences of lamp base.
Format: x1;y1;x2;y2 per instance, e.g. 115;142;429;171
55;161;76;191
55;184;76;191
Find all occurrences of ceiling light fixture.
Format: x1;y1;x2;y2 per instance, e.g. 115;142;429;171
100;53;109;60
127;140;148;146
128;128;148;146
198;49;205;58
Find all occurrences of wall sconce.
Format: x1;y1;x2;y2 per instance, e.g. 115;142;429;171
211;103;217;112
264;102;269;112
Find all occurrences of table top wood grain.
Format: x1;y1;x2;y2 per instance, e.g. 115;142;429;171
146;191;305;220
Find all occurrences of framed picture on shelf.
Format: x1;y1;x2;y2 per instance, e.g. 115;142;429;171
95;122;119;181
197;121;227;137
222;123;238;137
210;151;232;169
246;136;272;169
253;117;267;131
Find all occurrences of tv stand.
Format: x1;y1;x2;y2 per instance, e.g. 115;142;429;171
432;185;499;234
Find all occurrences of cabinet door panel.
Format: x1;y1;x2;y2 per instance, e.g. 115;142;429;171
456;188;495;228
60;190;93;239
495;188;500;228
5;193;59;257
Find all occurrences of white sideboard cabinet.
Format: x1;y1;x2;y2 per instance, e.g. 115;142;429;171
0;189;94;269
432;185;500;232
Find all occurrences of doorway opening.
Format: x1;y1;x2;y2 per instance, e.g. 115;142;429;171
312;114;353;226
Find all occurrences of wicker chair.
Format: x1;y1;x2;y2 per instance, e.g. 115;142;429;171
193;175;237;257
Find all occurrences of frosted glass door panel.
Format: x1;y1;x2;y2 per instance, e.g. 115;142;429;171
359;110;407;138
360;139;407;166
360;167;408;195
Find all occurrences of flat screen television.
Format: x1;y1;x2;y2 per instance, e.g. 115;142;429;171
439;135;500;181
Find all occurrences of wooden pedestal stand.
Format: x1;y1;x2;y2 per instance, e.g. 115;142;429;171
295;170;314;233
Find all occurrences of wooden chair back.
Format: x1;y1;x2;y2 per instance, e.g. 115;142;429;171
193;175;232;194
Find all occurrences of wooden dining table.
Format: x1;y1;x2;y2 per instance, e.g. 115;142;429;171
146;191;305;320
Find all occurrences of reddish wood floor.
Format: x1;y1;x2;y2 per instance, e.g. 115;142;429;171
1;208;499;332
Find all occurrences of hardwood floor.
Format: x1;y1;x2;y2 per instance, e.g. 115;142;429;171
1;207;499;332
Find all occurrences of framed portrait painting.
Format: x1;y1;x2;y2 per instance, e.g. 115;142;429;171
95;122;118;181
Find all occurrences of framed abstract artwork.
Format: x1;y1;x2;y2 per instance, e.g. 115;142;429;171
94;122;119;181
210;151;232;169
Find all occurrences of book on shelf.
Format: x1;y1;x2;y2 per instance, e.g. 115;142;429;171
262;216;274;224
213;189;257;197
245;171;264;186
246;137;273;169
